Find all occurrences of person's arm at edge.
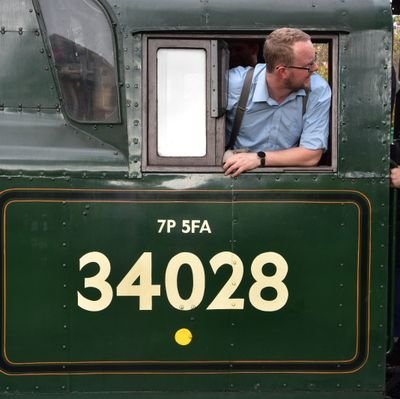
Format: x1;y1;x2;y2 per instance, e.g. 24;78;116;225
391;166;400;188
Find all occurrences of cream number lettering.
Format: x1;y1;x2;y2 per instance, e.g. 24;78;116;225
77;251;289;312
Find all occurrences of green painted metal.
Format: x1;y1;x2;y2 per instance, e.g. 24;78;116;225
113;0;390;33
3;192;362;365
0;176;390;397
0;0;396;398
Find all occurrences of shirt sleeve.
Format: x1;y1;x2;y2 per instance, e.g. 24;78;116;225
299;74;332;151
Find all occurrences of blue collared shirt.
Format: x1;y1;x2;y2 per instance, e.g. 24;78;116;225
226;64;332;152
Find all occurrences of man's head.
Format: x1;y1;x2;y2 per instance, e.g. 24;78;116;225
264;28;318;91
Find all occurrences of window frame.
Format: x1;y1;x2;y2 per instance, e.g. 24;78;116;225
143;36;226;171
142;33;337;173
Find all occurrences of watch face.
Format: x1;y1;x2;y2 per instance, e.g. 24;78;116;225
257;151;266;167
257;151;266;159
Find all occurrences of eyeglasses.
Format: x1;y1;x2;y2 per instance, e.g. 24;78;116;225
284;60;317;73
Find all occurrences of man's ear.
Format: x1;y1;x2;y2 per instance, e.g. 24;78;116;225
275;65;288;78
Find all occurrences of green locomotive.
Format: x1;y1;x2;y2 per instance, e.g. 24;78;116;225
0;0;398;398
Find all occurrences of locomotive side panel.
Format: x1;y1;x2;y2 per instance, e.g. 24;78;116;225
0;0;394;398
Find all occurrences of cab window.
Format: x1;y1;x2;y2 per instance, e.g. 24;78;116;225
157;48;207;157
144;34;336;173
37;0;120;123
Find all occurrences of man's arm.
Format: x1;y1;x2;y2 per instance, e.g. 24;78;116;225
223;147;323;177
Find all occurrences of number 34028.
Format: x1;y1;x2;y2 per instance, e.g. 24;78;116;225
77;251;289;313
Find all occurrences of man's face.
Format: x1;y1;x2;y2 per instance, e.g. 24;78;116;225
283;40;318;91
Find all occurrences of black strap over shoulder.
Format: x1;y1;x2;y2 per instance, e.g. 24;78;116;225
226;67;254;150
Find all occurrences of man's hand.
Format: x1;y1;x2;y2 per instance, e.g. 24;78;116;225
223;152;260;177
391;166;400;188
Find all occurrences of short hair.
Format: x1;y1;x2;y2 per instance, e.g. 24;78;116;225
263;28;311;72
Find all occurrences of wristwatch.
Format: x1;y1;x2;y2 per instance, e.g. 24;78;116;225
257;151;266;167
